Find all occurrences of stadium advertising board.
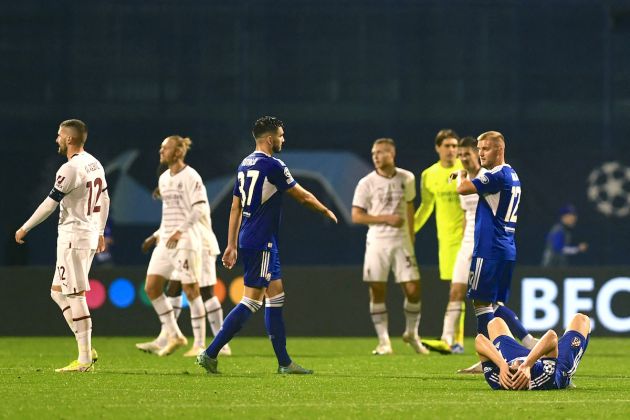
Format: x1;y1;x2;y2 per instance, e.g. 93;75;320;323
1;266;628;336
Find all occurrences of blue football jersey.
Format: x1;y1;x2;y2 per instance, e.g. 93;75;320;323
471;164;521;260
233;151;297;252
483;357;558;390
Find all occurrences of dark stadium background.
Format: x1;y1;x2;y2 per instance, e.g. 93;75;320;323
1;1;630;337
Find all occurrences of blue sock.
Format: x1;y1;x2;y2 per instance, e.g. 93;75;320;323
494;305;529;340
205;299;260;358
474;306;495;338
265;293;292;367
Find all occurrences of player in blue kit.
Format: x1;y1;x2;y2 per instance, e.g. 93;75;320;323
475;313;590;390
196;116;338;375
455;131;538;374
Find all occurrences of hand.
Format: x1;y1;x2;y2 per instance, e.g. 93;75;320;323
579;242;588;252
222;246;238;269
96;235;107;253
15;228;27;244
383;214;404;227
166;231;181;249
498;363;515;390
511;364;531;390
325;209;338;224
141;235;158;254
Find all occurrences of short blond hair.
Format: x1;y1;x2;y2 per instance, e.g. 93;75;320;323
166;135;193;158
373;137;396;149
477;131;505;146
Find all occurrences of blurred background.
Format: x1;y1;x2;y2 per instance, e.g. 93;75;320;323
2;0;629;336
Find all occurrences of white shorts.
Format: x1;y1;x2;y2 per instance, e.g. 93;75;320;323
363;237;420;283
147;246;200;284
199;250;218;288
52;240;96;295
452;240;474;285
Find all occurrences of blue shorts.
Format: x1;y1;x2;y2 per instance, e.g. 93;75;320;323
555;331;589;389
240;248;281;288
467;257;515;303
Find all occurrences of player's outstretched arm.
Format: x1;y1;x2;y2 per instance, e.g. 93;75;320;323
512;330;558;390
456;170;478;195
475;334;513;390
351;207;403;227
222;196;243;269
15;197;60;244
287;184;337;224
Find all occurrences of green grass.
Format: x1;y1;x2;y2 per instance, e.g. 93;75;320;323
1;337;629;419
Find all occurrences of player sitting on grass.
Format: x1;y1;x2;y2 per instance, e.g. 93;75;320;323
475;313;590;390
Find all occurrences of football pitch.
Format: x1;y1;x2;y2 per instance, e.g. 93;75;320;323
1;337;629;419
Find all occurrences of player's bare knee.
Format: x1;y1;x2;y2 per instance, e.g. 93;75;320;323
165;280;182;297
449;284;466;301
487;317;510;339
200;285;214;301
567;313;591;336
182;283;200;300
369;283;387;302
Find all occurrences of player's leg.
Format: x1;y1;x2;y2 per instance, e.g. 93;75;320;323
487;317;513;341
55;247;96;372
554;313;591;388
198;251;230;355
199;249;267;373
145;272;187;353
392;240;428;353
154;280;182;348
565;313;591;338
467;257;497;337
364;240;392;354
170;249;206;356
492;261;538;349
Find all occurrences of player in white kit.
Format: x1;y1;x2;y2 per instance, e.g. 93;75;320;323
15;119;109;372
352;138;429;355
140;135;208;357
423;137;485;355
138;197;231;356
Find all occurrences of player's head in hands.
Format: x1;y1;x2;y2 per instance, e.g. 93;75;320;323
160;135;192;166
252;116;285;154
371;138;396;173
57;119;88;156
457;136;480;174
477;131;505;169
434;128;459;166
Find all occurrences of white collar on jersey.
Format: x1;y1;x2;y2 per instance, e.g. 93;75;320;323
253;150;271;157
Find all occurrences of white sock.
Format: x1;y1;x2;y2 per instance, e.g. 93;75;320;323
151;294;183;339
403;299;422;337
370;302;390;345
204;296;224;337
522;334;538;349
441;301;463;346
68;295;92;364
189;296;206;347
50;290;75;335
168;295;183;320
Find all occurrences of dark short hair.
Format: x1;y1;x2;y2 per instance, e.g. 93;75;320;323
60;119;88;144
373;137;395;149
252;116;284;139
459;136;478;150
435;129;459;146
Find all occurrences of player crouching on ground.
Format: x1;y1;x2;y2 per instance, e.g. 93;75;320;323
476;313;590;390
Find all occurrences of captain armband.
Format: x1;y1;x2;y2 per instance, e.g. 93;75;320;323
48;187;65;202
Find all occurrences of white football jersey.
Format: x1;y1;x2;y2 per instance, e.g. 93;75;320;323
157;165;206;250
53;152;107;249
352;168;416;240
458;167;488;244
198;195;221;255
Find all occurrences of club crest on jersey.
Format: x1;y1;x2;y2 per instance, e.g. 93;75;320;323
571;337;582;348
480;174;490;184
178;182;183;190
